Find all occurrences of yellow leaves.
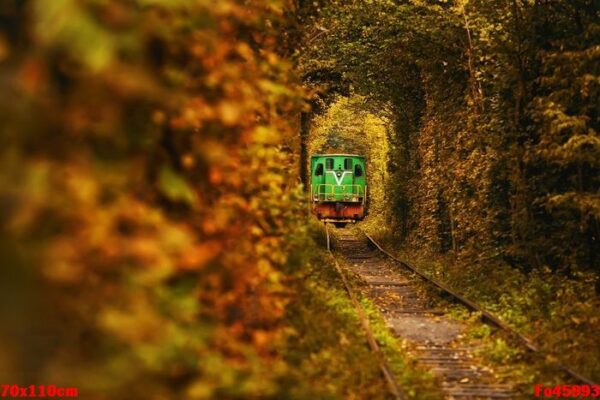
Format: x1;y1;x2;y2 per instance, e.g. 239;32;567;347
264;50;281;66
545;192;600;219
199;139;228;163
217;101;242;126
186;381;213;400
34;0;117;72
252;125;281;145
235;42;255;62
537;132;600;166
99;299;164;343
63;164;100;204
3;160;50;235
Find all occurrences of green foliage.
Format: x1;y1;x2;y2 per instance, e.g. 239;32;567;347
486;338;519;364
525;2;600;271
468;322;491;340
299;0;599;380
299;0;599;269
389;248;600;381
158;165;197;204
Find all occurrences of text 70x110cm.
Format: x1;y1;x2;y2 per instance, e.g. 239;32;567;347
1;385;78;398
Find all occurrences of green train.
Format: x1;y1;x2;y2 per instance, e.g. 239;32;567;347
310;154;367;224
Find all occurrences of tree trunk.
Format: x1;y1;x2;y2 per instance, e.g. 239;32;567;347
299;111;312;190
463;10;483;112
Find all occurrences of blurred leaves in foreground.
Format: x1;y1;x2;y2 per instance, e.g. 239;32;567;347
0;0;309;398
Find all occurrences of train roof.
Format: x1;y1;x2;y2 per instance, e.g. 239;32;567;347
311;153;365;158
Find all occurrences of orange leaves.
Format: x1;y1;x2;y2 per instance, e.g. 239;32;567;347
181;153;196;169
235;42;255;62
0;33;9;62
18;57;46;96
171;98;211;130
179;241;222;270
43;238;84;284
0;0;305;396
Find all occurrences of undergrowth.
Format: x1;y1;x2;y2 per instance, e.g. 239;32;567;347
281;221;443;399
365;222;600;385
280;221;389;399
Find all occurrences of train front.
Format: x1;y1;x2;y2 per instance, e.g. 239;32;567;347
310;154;367;224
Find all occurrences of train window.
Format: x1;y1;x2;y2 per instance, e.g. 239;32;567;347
315;163;323;176
325;158;334;170
355;164;363;177
344;159;353;170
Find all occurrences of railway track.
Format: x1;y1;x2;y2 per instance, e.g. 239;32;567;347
325;225;597;399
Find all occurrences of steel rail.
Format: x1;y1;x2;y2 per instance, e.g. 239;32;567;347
325;224;405;400
362;230;598;387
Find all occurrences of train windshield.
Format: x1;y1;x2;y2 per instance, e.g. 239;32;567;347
355;164;363;177
344;159;353;170
315;163;323;176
